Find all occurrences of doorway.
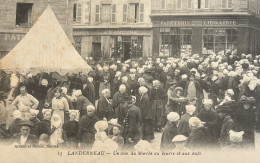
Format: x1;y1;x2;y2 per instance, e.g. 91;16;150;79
122;42;131;61
92;43;102;61
171;35;181;56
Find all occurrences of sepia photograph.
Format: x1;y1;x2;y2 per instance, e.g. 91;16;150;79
0;0;260;162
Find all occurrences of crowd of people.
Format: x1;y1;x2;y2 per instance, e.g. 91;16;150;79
0;52;260;152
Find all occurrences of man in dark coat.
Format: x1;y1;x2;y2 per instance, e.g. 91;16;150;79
62;110;79;148
108;124;124;150
150;80;167;132
9;120;38;145
198;99;220;148
235;96;256;149
97;89;113;120
78;105;99;149
82;77;96;104
34;79;49;120
75;90;93;118
160;112;180;151
112;84;128;124
137;86;154;141
216;104;236;148
123;96;142;150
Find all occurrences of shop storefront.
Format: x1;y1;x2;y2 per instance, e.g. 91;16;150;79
151;15;260;57
73;28;152;61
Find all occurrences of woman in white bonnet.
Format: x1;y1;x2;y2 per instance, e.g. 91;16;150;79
92;120;119;152
222;130;244;150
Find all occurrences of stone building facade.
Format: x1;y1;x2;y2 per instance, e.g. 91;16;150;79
72;0;153;61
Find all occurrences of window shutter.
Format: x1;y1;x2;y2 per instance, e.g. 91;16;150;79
111;4;116;23
139;4;144;23
161;0;166;10
222;0;227;9
188;0;192;9
95;5;100;23
123;4;128;23
76;3;82;23
204;0;209;8
177;0;182;9
227;0;232;9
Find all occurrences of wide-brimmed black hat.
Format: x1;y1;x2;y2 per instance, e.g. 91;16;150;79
216;101;235;113
239;95;255;105
20;120;34;128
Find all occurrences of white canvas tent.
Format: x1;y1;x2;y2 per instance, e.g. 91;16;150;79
0;5;92;75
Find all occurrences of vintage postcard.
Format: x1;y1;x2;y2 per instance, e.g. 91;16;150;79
0;0;260;162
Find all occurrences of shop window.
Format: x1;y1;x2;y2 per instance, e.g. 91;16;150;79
202;28;237;55
222;0;233;9
160;34;171;57
139;4;144;23
16;3;33;27
160;28;192;57
123;4;128;23
177;0;182;10
101;4;111;23
95;5;100;23
111;4;116;23
161;0;166;10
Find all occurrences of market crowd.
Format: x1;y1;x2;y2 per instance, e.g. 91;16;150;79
0;52;260;151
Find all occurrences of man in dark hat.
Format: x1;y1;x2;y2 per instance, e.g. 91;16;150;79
235;96;256;149
108;123;124;150
9;120;38;145
216;104;236;148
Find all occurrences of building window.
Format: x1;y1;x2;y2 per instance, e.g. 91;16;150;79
95;5;100;23
101;4;111;23
128;4;140;23
160;28;192;57
139;4;144;23
188;0;192;9
222;0;233;9
202;28;238;55
111;4;116;23
16;3;33;27
123;4;128;23
161;0;166;10
177;0;182;10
